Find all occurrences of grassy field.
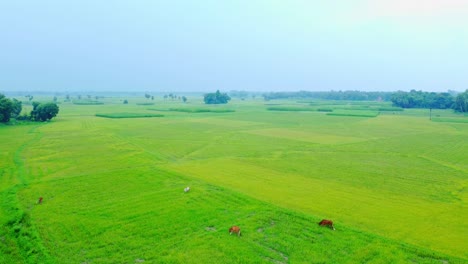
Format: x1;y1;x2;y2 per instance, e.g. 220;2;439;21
1;96;467;263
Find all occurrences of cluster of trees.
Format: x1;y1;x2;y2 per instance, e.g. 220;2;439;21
390;90;453;109
70;94;101;100
204;90;231;104
144;93;155;100
0;93;59;123
30;102;60;121
391;90;468;112
163;93;187;102
453;90;468;112
0;94;22;122
263;90;393;101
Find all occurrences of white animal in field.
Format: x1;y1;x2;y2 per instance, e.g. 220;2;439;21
184;187;190;193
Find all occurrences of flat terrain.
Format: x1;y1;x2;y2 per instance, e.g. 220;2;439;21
1;96;467;263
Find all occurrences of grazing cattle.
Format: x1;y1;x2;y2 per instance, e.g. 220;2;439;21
318;219;335;230
229;226;241;236
184;187;190;193
37;197;43;204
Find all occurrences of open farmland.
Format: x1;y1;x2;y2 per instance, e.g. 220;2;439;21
1;96;467;263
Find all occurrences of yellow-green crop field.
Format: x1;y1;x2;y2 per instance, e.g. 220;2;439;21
1;96;467;263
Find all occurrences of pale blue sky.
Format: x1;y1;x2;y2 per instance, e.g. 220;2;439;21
0;0;467;92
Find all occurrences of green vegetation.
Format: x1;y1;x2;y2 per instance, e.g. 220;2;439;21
266;103;402;116
168;108;234;113
453;89;468;112
148;107;235;113
263;90;392;101
95;113;164;118
317;108;333;112
0;94;14;122
377;107;404;111
264;90;466;112
391;90;454;109
326;111;379;117
266;106;316;112
1;96;466;263
31;102;60;122
0;93;60;123
72;100;104;105
431;117;468;123
0;93;22;122
204;90;231;104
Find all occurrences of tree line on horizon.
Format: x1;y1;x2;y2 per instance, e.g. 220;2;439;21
263;90;393;101
262;89;468;112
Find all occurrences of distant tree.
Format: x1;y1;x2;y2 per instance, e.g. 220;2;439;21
145;93;151;99
0;93;13;122
31;102;59;121
453;90;468;112
65;94;70;101
151;96;154;100
229;90;249;100
204;90;231;104
11;98;22;118
53;96;58;102
123;99;128;104
182;96;187;103
16;113;31;121
31;101;40;111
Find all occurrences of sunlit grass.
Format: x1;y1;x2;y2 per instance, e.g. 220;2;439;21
1;97;467;263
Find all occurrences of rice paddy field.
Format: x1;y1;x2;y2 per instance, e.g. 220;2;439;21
1;95;467;263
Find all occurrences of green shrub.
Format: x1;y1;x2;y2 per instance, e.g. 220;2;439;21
327;112;378;117
72;100;103;105
95;113;164;118
267;107;315;112
317;108;333;112
378;107;404;111
168;108;234;113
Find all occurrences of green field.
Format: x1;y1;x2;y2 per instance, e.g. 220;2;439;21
1;96;467;263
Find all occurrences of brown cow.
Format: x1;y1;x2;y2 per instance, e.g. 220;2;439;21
318;219;335;230
229;226;241;236
37;197;43;204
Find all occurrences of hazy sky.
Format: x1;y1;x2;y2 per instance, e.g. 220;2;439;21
1;0;467;92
